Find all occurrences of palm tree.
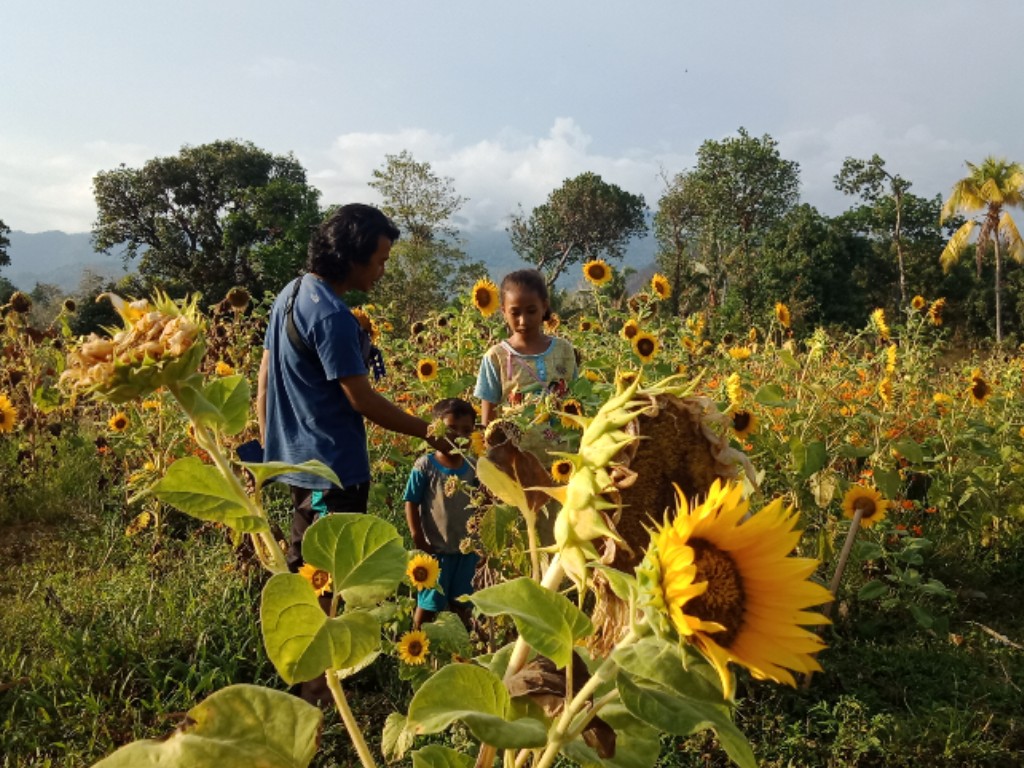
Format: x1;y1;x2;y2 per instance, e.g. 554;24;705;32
940;157;1024;343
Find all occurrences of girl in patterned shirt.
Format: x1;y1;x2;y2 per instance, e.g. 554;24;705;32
474;269;578;426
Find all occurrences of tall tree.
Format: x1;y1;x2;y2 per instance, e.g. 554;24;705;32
368;151;484;326
940;156;1024;343
507;172;647;287
654;129;799;324
654;171;705;317
92;140;322;301
834;155;912;305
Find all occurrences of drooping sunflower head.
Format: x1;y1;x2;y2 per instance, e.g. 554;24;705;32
299;563;333;596
484;418;522;448
350;307;376;340
8;291;32;314
620;319;641;341
108;412;129;433
911;295;927;311
774;302;791;329
0;393;17;433
725;373;742;406
928;298;946;326
544;313;561;332
407;553;440;590
650;273;672;300
582;259;613;287
637;480;832;699
61;291;205;404
632;332;659;363
472;278;500;317
225;286;251;312
731;409;757;438
416;358;438;382
969;369;992;405
841;484;889;529
397;630;430;665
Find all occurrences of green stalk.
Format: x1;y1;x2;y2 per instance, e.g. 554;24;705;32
325;670;377;768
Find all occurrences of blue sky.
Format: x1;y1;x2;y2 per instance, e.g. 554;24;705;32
3;0;1022;233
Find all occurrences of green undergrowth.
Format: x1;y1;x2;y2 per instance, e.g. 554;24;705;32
1;512;1021;767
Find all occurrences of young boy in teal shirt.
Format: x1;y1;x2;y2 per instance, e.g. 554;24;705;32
404;398;478;630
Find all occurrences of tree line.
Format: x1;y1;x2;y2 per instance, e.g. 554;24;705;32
1;132;1022;344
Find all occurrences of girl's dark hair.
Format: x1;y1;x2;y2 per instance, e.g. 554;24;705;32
307;204;400;282
500;269;552;321
432;397;476;421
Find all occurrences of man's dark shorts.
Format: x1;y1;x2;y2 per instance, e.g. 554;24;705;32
287;483;370;572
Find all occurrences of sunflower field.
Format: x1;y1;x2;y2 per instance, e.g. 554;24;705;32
0;265;1022;768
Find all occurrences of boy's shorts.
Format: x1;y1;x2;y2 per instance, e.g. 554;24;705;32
418;552;479;613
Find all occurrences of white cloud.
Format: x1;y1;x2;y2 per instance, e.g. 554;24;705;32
0;137;152;233
313;118;694;231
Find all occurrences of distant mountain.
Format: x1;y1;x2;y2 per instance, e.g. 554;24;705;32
5;231;130;292
2;228;658;294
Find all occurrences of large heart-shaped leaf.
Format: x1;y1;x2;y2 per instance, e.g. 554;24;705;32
472;577;592;668
301;514;406;605
261;573;380;684
93;684;321;768
407;664;547;749
151;457;266;532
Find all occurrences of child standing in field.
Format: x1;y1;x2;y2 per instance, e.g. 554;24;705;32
404;398;479;630
474;269;579;426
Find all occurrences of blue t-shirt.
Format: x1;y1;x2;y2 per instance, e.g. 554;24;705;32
263;275;369;489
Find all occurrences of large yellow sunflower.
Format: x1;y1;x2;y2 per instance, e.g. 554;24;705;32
471;278;500;317
582;259;612;287
407;553;440;590
650;273;672;300
620;318;641;341
841;485;889;529
108;412;129;433
0;393;17;433
969;369;992;405
397;630;430;665
911;295;927;311
559;399;584;429
416;358;438;382
640;480;832;699
731;409;757;438
632;331;659;363
551;458;574;484
299;563;333;596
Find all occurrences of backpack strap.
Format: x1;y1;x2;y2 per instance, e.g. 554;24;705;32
284;275;317;360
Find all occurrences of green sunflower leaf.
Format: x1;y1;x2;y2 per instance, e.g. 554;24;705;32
242;460;341;491
561;702;661;768
471;577;593;668
411;745;475;768
201;374;250;435
151;456;266;532
301;514;406;606
260;573;381;684
92;684;321;768
407;663;547;749
617;672;755;768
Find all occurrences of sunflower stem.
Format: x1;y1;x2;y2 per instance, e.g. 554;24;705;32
325;670;377;768
802;506;863;690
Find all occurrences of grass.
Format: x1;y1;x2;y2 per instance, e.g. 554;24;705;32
1;493;1021;767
